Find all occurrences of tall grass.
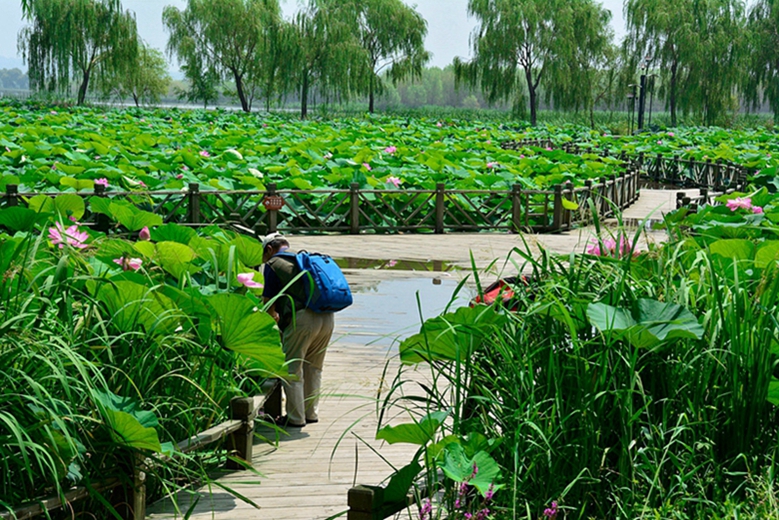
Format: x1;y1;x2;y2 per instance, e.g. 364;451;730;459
0;232;265;515
382;222;779;518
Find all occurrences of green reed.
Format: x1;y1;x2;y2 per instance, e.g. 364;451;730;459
382;220;779;519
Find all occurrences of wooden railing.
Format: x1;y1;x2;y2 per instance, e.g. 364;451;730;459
1;169;641;236
347;484;417;520
503;139;750;190
1;381;282;520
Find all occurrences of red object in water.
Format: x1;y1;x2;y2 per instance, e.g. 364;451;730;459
472;276;531;310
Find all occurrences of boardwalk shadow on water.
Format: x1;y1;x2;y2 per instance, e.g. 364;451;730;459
147;274;468;520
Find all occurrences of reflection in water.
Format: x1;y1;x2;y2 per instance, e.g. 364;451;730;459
335;257;456;272
334;278;471;349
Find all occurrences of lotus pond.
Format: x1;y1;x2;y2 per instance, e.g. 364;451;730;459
4;101;779;518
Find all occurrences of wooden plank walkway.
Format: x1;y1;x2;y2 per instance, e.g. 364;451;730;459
148;339;423;520
147;188;687;519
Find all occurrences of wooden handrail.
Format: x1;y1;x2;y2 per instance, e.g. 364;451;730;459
1;379;282;520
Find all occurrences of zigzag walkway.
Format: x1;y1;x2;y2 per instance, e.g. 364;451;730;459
146;189;690;520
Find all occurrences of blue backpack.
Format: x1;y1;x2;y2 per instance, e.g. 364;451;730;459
276;251;353;313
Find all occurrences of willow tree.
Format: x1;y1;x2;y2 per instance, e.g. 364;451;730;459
163;0;284;113
625;0;744;126
352;0;430;113
681;0;745;125
19;0;138;105
543;0;615;127
290;0;363;118
744;0;779;120
454;0;607;125
102;44;171;107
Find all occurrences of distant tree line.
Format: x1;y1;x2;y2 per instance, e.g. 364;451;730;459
0;68;29;90
15;0;779;125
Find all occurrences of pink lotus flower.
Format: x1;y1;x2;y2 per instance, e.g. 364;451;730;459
586;236;638;258
386;176;401;188
726;197;752;211
657;140;663;145
113;257;143;271
49;222;88;249
199;150;210;158
753;206;764;214
138;180;147;188
520;154;525;159
362;163;372;171
182;165;189;171
384;146;397;154
94;178;109;187
387;260;398;267
545;147;552;151
139;226;151;241
436;122;443;127
176;174;184;179
487;161;499;169
237;272;263;289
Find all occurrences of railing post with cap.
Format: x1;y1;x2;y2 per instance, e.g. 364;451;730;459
435;183;445;234
187;183;200;225
564;181;574;229
266;183;278;233
584;180;593;223
350;183;360;235
5;184;18;207
552;184;563;232
226;397;256;470
511;184;522;233
347;485;384;520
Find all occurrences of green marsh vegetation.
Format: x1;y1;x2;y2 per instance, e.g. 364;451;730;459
380;199;779;518
0;221;287;516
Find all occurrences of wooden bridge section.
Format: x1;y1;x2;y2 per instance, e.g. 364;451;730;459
147;339;421;520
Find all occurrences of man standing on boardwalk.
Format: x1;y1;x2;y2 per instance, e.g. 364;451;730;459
261;233;335;428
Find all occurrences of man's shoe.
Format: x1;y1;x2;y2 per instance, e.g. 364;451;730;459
306;418;319;424
275;415;305;428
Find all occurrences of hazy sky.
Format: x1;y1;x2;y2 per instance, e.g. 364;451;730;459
0;0;627;71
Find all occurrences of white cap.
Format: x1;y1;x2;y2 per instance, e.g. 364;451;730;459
261;232;286;250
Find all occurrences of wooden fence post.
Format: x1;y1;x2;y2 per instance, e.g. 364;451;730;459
552;184;563;232
583;180;593;223
226;397;256;470
564;181;573;229
619;171;627;208
350;183;360;235
676;191;686;210
511;184;522;233
434;183;445;234
94;184;111;233
130;454;146;520
348;485;384;520
264;381;282;420
610;175;618;211
266;183;278;233
5;184;18;207
187;183;200;225
700;187;709;206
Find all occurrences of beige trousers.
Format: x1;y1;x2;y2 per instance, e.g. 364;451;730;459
282;309;334;425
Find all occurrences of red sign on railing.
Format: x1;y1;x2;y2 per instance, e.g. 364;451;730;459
262;195;285;211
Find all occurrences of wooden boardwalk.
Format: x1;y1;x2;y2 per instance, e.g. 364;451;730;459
148;339;423;520
147;189;687;519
